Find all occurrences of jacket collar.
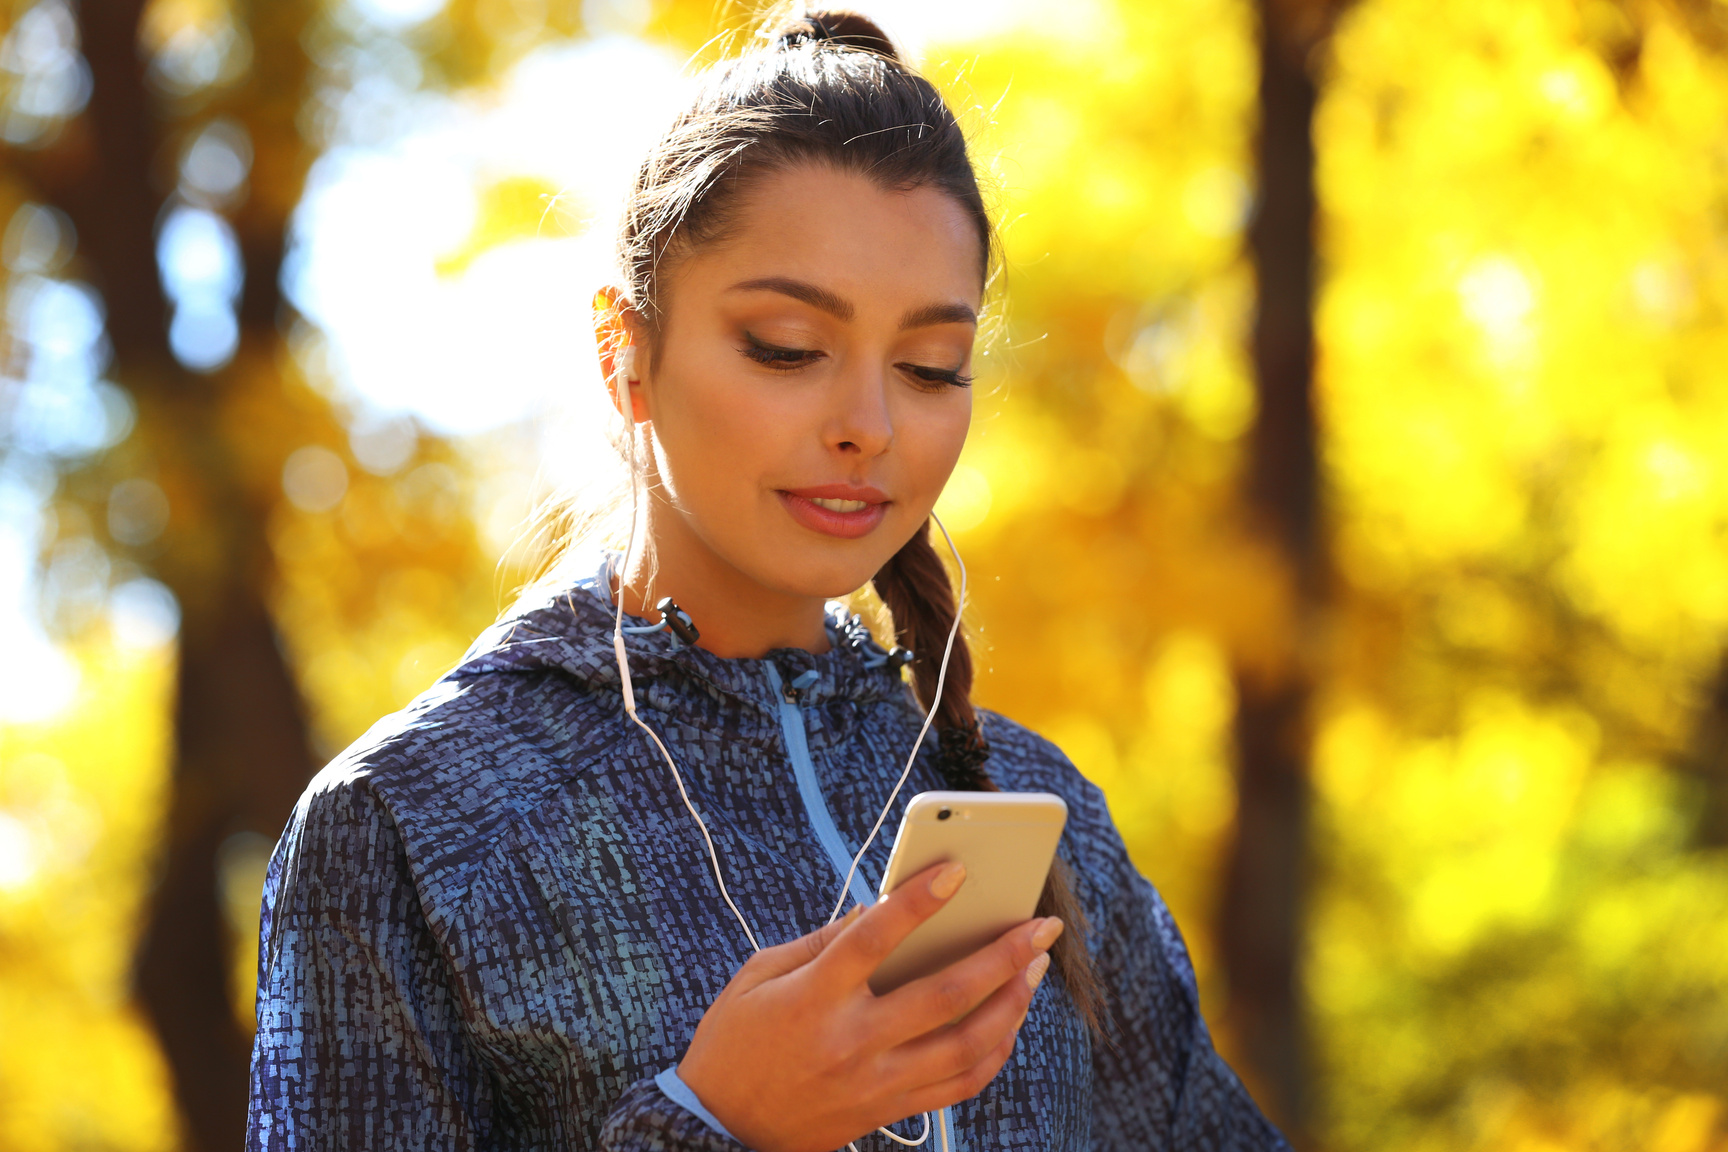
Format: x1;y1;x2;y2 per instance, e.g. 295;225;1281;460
453;551;910;714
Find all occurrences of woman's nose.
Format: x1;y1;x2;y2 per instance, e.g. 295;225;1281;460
827;365;894;457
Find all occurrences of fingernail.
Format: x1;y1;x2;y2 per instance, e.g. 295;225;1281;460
1025;952;1052;993
930;861;967;900
1031;917;1064;951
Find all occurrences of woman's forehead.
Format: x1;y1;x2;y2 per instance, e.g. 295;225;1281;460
676;165;986;307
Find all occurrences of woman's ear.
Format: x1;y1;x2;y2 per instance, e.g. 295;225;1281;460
592;286;651;422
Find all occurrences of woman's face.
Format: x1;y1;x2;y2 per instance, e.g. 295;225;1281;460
623;163;982;604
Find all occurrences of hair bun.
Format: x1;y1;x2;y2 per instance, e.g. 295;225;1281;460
774;9;899;60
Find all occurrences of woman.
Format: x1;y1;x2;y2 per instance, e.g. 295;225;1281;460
248;12;1289;1151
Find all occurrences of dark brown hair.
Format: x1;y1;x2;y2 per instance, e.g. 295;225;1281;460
615;9;1105;1037
617;10;990;340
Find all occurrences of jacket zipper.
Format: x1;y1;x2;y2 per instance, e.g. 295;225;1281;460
762;664;960;1151
762;663;877;911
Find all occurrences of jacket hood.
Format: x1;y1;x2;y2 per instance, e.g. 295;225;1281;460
452;551;913;715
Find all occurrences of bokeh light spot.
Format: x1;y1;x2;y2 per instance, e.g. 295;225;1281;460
282;446;350;513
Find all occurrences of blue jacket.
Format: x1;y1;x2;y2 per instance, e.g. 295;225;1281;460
248;558;1289;1151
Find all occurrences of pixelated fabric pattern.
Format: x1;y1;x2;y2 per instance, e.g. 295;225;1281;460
248;563;1291;1151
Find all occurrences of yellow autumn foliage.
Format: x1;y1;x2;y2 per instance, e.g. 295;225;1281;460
4;0;1728;1149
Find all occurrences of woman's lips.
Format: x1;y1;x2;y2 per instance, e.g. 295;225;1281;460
777;486;889;539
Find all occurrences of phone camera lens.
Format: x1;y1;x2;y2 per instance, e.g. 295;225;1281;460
937;807;952;821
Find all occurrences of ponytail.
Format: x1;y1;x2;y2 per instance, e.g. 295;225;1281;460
872;522;1108;1040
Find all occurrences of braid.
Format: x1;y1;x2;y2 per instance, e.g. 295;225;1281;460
872;521;1108;1039
870;519;982;780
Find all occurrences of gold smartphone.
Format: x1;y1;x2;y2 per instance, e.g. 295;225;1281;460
868;790;1068;996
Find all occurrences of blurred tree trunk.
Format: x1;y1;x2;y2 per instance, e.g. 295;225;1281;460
32;2;319;1147
1221;0;1325;1138
1690;651;1728;846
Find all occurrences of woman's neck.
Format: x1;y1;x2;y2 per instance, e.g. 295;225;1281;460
616;514;833;660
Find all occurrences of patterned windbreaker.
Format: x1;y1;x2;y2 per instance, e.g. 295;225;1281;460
247;558;1290;1151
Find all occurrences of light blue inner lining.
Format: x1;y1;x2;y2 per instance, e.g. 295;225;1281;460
654;1066;736;1140
763;663;877;911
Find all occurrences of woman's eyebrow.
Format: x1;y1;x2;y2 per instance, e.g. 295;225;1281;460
729;277;855;320
727;277;976;330
898;301;977;330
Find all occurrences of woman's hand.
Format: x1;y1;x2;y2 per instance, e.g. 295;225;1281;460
675;861;1063;1152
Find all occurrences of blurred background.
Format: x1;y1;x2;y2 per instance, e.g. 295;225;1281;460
2;0;1726;1148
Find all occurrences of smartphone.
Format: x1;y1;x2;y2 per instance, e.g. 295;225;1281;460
867;790;1068;995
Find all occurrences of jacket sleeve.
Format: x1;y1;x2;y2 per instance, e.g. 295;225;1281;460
247;771;750;1151
596;1074;750;1151
1084;812;1292;1150
247;774;495;1150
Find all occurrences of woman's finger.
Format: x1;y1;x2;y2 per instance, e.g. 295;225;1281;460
811;861;967;990
881;957;1037;1093
732;905;865;989
899;1018;1024;1117
873;916;1061;1047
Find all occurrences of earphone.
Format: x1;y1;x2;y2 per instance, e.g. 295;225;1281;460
607;347;964;1151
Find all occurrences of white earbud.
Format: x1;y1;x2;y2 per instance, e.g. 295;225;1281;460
617;344;638;384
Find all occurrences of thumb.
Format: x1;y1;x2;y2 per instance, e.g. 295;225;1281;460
735;905;867;987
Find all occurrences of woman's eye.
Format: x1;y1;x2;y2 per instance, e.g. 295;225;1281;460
899;362;974;390
739;334;969;388
740;334;822;370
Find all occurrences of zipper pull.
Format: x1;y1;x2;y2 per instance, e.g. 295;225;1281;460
786;668;820;702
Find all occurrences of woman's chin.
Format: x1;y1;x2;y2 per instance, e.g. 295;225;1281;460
743;541;897;603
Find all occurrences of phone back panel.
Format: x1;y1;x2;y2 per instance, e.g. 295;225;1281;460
869;791;1068;995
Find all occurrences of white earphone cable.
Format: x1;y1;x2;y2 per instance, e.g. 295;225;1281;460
825;510;965;927
875;1111;932;1146
613;358;761;953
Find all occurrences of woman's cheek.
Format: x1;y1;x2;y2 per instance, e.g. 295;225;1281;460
910;398;971;509
678;373;786;524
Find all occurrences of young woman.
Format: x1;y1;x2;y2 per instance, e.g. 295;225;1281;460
248;12;1289;1151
